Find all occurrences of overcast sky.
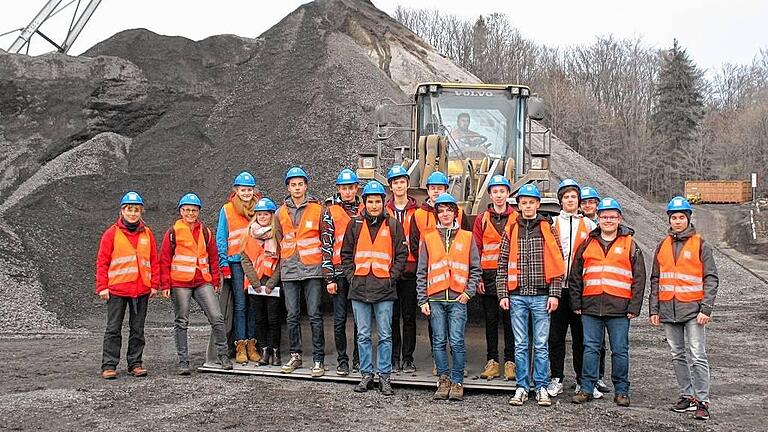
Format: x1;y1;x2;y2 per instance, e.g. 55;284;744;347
1;0;766;74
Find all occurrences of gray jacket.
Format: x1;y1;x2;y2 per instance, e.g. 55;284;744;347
274;195;323;281
416;222;482;306
649;225;718;322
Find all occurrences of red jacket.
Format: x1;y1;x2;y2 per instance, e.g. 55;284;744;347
159;221;221;289
95;218;160;298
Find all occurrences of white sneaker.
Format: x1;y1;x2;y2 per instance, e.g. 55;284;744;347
546;378;563;397
574;383;581;394
593;387;604;399
509;387;528;406
537;387;552;406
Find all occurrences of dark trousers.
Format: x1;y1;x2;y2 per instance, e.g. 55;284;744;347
332;277;359;364
248;293;282;350
548;290;583;382
480;292;515;362
391;277;418;364
101;294;149;371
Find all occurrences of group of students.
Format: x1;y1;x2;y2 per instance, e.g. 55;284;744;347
95;166;717;420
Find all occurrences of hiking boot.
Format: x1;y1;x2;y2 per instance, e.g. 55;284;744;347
509;387;528;406
257;347;271;366
310;361;325;377
271;349;281;367
100;369;117;380
480;359;500;380
379;374;394;396
129;365;147;377
671;396;697;413
546;377;563;397
281;353;302;373
402;360;416;373
694;401;710;420
336;360;350;376
614;394;631;407
178;361;191;376
352;360;360;374
503;361;515;381
449;382;464;401
596;379;611;393
235;340;248;364
434;375;451;400
572;391;593;404
536;387;552;406
593;387;604;399
246;339;262;363
354;374;375;393
218;354;233;370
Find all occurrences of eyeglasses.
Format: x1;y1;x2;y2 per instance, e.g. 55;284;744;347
598;216;620;221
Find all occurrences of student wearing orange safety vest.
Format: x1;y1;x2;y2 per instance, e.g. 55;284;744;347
241;198;283;368
340;181;408;396
95;191;159;379
320;168;362;376
275;167;326;377
216;171;262;365
569;198;646;407
649;197;718;421
417;193;482;402
160;193;230;374
496;184;566;407
471;174;516;381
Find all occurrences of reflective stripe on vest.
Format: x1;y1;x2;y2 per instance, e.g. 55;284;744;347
108;227;152;287
353;219;392;278
223;202;250;256
387;206;417;263
329;203;362;265
170;220;212;283
507;220;566;291
278;203;322;265
657;234;704;302
582;235;633;299
242;233;278;289
425;229;473;296
480;210;517;270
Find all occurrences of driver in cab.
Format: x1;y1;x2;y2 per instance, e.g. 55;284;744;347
450;112;484;146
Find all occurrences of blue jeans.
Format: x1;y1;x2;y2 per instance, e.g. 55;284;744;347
510;295;550;391
230;262;254;341
664;319;710;402
582;314;630;395
283;278;325;362
430;301;467;384
351;300;394;375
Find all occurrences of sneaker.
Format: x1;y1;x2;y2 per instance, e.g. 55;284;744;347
354;374;375;393
571;391;593;404
449;382;464;401
310;361;325;377
596;379;611;393
100;369;117;380
546;378;563;397
480;359;500;380
536;387;552;406
129;366;147;377
178;362;191;376
592;387;604;399
671;396;697;413
503;361;515;381
218;355;233;370
281;353;302;374
614;394;631;407
352;361;360;374
379;374;394;396
392;360;402;373
509;387;528;406
434;375;451;400
402;360;416;373
336;361;350;376
694;401;710;420
574;383;581;394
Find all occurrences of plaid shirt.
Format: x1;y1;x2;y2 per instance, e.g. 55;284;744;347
496;215;564;298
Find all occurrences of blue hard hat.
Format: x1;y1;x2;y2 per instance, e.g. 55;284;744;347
486;174;511;192
516;184;541;200
362;180;386;198
232;171;256;187
434;192;458;206
666;196;692;214
387;165;410;182
597;197;622;214
426;171;449;187
178;193;202;209
580;186;600;201
335;168;358;186
254;197;277;212
557;178;581;199
285;166;308;184
120;191;144;206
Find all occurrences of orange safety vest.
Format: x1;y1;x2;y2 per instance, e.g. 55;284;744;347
353;219;393;278
242;234;279;289
425;229;473;296
480;210;518;270
223;202;251;256
108;227;153;287
657;234;704;303
278;203;323;265
554;216;591;266
328;203;362;265
582;235;634;299
506;220;566;291
170;220;212;283
387;206;417;263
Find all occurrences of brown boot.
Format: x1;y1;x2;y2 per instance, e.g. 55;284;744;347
503;361;515;381
449;382;464;401
246;339;262;363
434;375;451;400
480;359;500;380
235;340;248;364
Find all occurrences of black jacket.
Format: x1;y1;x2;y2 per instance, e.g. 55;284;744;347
569;224;647;317
340;210;408;303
